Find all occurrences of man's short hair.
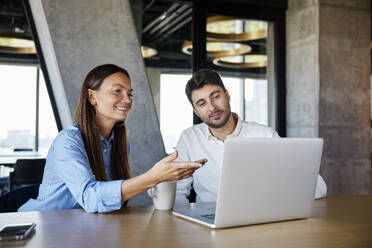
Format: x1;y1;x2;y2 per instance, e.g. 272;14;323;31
185;69;226;105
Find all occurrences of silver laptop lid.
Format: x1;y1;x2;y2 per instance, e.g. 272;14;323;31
214;138;323;228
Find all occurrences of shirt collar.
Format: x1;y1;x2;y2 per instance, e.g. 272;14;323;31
99;130;115;144
204;112;242;141
229;113;243;137
202;123;214;141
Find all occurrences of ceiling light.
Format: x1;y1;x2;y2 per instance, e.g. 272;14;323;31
213;54;267;68
182;41;251;58
206;16;267;42
141;45;157;58
0;34;36;54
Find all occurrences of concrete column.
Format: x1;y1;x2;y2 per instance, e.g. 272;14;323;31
287;0;371;195
29;0;166;205
130;0;143;41
287;0;320;138
146;67;161;122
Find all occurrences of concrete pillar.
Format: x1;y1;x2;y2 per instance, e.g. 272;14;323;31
130;0;143;41
146;67;161;122
287;0;371;195
29;0;166;205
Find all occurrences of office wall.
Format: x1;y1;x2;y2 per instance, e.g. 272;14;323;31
29;0;166;205
287;0;371;195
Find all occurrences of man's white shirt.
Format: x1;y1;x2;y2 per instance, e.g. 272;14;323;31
175;114;327;203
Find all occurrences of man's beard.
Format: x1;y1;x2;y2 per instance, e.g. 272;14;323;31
204;107;231;129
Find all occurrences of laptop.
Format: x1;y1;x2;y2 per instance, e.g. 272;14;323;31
172;138;323;228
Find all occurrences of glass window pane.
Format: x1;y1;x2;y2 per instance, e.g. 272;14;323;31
0;65;58;155
244;79;268;125
160;74;193;154
0;65;36;153
221;77;243;117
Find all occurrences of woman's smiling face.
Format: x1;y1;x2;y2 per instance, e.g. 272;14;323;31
88;72;133;127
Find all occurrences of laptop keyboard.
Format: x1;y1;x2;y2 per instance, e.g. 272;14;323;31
201;214;215;221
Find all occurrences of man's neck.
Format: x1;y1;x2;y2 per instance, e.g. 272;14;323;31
209;113;237;141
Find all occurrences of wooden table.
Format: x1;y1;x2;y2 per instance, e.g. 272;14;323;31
1;196;372;247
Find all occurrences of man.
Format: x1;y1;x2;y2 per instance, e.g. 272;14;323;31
175;69;327;203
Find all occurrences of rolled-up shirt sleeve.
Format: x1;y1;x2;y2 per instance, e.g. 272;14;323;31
53;133;123;213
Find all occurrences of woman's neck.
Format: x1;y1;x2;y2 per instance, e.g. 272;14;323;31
95;118;114;140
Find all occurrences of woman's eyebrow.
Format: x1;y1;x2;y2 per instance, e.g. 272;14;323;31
112;84;124;88
112;84;133;92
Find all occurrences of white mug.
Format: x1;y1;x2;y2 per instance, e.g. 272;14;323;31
147;181;177;210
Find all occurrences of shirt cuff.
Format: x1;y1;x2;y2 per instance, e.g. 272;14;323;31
99;180;123;212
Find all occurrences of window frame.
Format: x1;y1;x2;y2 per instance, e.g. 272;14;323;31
23;0;63;132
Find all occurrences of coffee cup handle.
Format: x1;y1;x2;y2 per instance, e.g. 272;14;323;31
147;188;156;198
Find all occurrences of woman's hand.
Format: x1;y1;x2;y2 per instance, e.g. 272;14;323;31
148;151;207;184
121;152;207;202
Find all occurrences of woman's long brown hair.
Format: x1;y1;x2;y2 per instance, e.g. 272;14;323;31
73;64;130;181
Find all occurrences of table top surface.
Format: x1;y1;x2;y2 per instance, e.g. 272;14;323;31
0;195;371;248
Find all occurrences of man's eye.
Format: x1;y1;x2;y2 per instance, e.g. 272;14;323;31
128;93;133;98
198;102;205;107
113;89;121;93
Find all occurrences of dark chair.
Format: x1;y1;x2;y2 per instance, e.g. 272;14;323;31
0;165;13;195
0;177;8;195
0;185;40;212
9;159;46;191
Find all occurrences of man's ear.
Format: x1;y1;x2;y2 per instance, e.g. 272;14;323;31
193;108;200;118
87;89;96;106
226;90;231;102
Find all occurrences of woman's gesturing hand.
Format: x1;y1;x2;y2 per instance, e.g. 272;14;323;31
121;152;207;202
149;151;207;184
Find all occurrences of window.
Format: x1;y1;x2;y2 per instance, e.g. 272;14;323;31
160;74;193;154
222;77;243;117
0;64;58;155
244;79;268;125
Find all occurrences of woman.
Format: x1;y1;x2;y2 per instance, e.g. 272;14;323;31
19;64;203;213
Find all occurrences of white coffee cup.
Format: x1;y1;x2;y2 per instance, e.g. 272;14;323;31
147;181;177;210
